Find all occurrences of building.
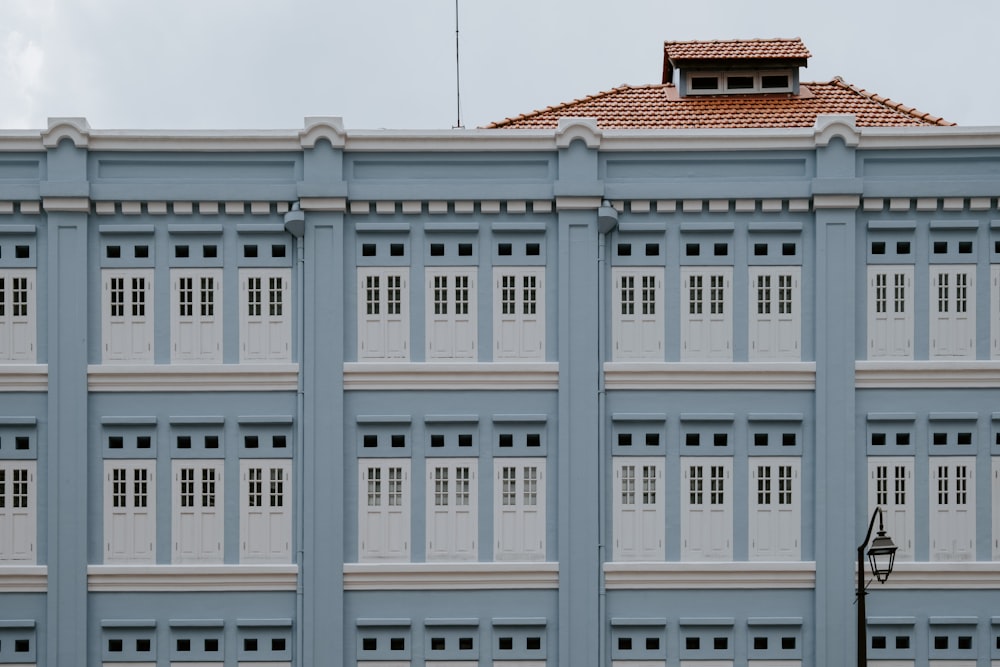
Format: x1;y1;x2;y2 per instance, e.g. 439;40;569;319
0;37;998;666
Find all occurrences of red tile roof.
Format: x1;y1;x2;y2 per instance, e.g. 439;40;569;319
664;38;811;62
485;78;954;130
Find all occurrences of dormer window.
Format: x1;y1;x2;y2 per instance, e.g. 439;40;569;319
685;69;793;95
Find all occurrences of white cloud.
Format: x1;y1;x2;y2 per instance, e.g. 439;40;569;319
1;31;45;127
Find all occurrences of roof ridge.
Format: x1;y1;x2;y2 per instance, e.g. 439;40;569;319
827;76;955;126
483;84;640;129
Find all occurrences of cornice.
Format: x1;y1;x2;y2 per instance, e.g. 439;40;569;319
343;562;559;590
87;564;298;591
0;566;47;592
855;360;1000;388
603;362;815;390
87;364;299;392
0;365;48;392
343;362;559;390
603;562;816;589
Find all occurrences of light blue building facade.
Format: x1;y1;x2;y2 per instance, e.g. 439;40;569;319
2;103;1000;667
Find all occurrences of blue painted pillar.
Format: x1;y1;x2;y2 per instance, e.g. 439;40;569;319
554;123;605;667
295;123;348;667
811;120;862;667
42;126;92;664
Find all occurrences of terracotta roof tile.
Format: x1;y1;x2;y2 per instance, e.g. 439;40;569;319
664;38;811;62
485;78;954;130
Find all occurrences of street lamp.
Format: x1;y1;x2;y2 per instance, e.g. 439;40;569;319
858;507;898;667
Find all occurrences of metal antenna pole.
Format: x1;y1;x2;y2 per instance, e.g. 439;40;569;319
454;0;463;129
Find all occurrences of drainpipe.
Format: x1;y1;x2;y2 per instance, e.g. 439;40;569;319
283;202;306;665
596;200;619;667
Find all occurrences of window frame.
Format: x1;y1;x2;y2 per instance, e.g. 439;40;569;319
357;266;410;361
748;265;801;361
358;458;411;562
494;457;546;561
239;267;291;362
171;459;224;563
239;458;292;563
425;457;478;562
101;268;154;364
103;459;156;564
425;266;477;360
170;267;223;363
680;266;732;361
0;268;37;363
611;267;664;361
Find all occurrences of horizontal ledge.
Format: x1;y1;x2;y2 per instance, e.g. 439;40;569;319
604;362;815;390
603;562;816;589
855;360;1000;387
87;364;299;392
169;618;225;628
0;566;47;592
875;562;1000;589
0;365;49;392
343;562;559;590
87;564;298;591
101;619;157;628
344;362;559;390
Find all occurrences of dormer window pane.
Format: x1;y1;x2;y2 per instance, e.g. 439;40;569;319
726;75;754;90
691;75;720;90
762;73;790;89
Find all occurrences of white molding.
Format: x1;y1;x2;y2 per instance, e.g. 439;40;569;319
87;364;299;392
42;197;90;212
4;124;1000;155
873;562;1000;589
87;564;298;591
343;562;559;590
0;365;47;391
603;562;816;589
856;361;1000;387
555;117;602;148
0;566;47;592
813;194;860;209
344;363;558;390
603;362;815;390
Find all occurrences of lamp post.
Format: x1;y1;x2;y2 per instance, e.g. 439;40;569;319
858;507;898;667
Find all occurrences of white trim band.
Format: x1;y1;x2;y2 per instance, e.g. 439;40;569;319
0;365;48;392
87;564;298;591
343;562;559;590
0;566;47;592
344;363;559;390
603;562;816;589
87;364;299;392
856;361;1000;388
604;363;816;390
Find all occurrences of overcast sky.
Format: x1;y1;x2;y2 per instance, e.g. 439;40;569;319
1;0;997;131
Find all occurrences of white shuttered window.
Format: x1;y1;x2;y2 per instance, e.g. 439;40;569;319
494;458;546;561
929;457;975;561
102;269;153;363
104;460;155;563
867;457;914;561
612;268;664;361
680;267;732;361
493;267;545;360
358;268;410;360
426;458;478;561
426;268;477;359
749;458;800;560
0;269;36;363
613;457;664;561
240;459;292;563
749;266;800;361
930;266;975;359
868;266;913;359
171;268;223;363
681;458;732;560
240;268;291;362
172;460;224;563
359;459;410;562
0;460;35;562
